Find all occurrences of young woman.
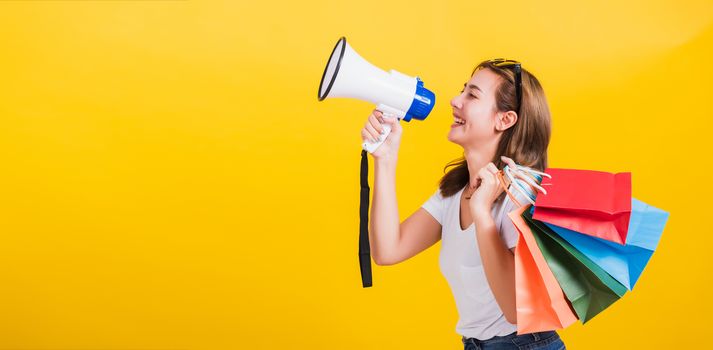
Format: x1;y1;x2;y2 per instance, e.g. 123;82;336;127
360;59;565;350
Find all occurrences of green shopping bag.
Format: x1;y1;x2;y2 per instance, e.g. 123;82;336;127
522;210;628;323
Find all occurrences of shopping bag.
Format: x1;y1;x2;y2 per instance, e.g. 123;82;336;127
523;208;628;323
542;198;669;290
533;168;632;244
509;205;578;334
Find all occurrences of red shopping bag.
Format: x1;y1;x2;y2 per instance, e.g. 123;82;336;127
533;168;632;244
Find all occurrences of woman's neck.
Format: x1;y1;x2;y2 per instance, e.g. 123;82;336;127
463;140;499;188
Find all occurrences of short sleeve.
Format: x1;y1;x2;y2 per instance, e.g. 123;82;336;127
421;189;444;226
497;186;532;249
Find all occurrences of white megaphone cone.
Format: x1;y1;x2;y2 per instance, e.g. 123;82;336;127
317;36;435;153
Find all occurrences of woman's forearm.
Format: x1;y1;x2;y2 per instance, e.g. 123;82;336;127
369;157;401;265
473;211;517;323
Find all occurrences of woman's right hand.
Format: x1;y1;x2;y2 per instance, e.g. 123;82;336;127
360;109;403;160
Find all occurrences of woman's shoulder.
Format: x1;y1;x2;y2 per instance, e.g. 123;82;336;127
431;185;465;201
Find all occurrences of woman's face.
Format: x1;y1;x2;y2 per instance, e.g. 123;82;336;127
447;68;504;148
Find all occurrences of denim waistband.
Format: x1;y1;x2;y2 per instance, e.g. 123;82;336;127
461;330;557;345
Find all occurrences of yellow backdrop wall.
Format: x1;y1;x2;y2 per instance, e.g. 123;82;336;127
0;1;711;349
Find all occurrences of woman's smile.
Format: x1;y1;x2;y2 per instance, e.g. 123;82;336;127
452;113;466;128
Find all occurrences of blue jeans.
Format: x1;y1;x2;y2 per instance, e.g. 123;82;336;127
462;331;565;350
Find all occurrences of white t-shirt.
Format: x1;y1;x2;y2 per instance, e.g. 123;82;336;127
421;184;530;340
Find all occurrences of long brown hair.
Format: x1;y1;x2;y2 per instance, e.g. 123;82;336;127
438;59;552;198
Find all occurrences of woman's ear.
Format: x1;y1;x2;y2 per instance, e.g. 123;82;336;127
496;111;518;131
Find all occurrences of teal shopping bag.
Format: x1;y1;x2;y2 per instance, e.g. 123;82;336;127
541;198;669;290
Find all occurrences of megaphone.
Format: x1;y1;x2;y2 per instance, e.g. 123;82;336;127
317;36;436;153
317;37;436;289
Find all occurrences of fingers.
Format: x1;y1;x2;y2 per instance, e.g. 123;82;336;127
512;169;548;194
503;166;547;197
369;113;385;133
361;129;378;143
477;166;497;184
518;171;547;191
381;114;396;125
500;156;518;170
361;109;402;145
364;122;381;142
376;109;402;124
476;162;508;193
498;156;552;198
362;110;387;143
486;162;499;174
477;163;498;177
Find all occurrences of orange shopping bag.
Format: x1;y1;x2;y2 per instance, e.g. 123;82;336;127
509;205;578;334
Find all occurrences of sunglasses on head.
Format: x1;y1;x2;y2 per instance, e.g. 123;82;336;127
487;58;522;115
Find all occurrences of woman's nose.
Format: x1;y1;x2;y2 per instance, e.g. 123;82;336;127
450;95;461;109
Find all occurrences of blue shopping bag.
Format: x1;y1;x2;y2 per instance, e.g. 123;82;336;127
536;198;669;290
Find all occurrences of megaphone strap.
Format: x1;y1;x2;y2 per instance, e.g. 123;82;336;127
359;149;373;288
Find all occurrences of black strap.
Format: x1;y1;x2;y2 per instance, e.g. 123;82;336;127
359;149;372;288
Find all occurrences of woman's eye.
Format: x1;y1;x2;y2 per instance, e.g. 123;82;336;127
460;90;476;99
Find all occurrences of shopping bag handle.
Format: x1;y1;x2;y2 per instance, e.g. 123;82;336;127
497;161;552;208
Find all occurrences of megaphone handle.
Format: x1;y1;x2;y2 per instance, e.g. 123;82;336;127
362;123;391;153
362;104;403;153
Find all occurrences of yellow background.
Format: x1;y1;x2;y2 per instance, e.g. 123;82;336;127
0;0;711;349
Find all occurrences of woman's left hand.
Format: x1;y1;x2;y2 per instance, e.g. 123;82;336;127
468;162;505;218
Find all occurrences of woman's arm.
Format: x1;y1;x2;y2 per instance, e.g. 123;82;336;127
369;157;401;265
473;210;517;324
369;156;442;266
363;111;440;265
467;159;524;324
